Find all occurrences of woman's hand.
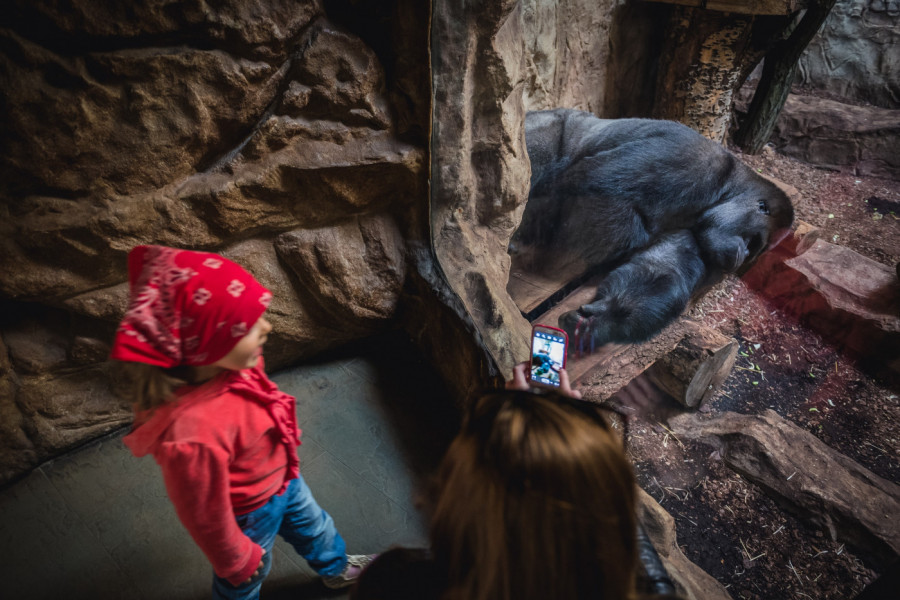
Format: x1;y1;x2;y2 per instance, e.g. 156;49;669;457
506;361;582;399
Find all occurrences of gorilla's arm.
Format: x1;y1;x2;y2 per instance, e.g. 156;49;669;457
558;230;706;350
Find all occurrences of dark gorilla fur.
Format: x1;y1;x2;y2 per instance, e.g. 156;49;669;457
515;108;794;348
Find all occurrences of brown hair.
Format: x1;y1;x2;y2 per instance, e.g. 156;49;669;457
430;390;638;600
114;361;190;412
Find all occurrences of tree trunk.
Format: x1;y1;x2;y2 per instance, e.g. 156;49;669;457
734;0;837;153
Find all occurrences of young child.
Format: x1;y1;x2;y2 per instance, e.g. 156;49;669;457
110;245;373;599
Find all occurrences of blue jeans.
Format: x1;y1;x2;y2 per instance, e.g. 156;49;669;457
212;476;347;600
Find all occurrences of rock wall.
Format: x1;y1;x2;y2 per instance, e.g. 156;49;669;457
770;94;900;179
797;0;900;108
0;0;442;484
430;0;533;377
521;0;625;113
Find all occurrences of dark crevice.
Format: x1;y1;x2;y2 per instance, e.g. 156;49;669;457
199;22;324;175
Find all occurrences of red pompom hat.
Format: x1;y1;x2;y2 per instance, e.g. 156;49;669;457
110;245;272;368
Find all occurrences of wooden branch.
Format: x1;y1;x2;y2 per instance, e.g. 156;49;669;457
734;0;838;153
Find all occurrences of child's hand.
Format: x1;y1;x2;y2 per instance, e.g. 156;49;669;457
243;547;266;584
506;361;582;399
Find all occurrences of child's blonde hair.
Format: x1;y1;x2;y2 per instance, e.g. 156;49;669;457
115;361;190;412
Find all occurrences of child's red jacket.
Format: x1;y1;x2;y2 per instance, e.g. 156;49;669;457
123;359;301;585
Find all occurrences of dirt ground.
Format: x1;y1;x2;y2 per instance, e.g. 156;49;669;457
623;148;900;600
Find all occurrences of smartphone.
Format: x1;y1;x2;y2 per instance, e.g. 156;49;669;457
528;324;568;389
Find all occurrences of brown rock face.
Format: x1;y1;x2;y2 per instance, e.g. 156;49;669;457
0;0;431;483
797;0;900;110
522;0;622;113
429;0;533;378
274;214;407;335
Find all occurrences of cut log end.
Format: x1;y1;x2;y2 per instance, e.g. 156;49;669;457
646;322;739;408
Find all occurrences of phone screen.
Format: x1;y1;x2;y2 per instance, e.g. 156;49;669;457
530;327;567;387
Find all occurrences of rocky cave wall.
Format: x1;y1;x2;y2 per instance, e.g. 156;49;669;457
521;0;625;113
0;0;447;484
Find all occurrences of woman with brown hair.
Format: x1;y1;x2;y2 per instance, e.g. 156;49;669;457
353;364;673;600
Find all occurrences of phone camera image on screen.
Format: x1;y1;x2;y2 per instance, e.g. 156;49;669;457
531;330;566;387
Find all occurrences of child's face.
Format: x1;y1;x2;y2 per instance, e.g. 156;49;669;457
212;316;272;371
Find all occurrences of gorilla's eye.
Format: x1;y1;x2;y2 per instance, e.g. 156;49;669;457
758;200;770;215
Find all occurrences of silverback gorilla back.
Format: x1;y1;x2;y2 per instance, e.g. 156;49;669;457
515;108;794;349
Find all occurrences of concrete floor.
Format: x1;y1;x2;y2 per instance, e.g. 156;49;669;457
0;333;460;600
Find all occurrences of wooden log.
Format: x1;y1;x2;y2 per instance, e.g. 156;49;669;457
644;322;738;408
570;319;693;403
653;8;758;142
637;488;735;600
668;409;900;568
533;278;739;403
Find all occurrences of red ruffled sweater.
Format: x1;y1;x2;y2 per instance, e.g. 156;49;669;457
123;359;301;585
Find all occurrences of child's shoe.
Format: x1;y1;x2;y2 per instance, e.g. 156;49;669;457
322;554;377;589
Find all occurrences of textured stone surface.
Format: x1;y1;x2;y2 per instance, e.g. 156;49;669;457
3;312;71;376
16;365;131;456
0;336;35;484
770;95;900;180
798;0;900;109
429;0;534;377
0;0;432;483
220;238;348;368
0;2;311;198
274;213;406;336
521;0;623;113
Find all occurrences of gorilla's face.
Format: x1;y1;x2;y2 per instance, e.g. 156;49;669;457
695;175;794;273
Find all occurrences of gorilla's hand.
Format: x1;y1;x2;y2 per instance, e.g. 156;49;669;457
558;231;705;351
700;234;751;273
694;182;792;273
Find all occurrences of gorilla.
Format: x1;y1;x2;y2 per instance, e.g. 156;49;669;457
514;108;794;350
